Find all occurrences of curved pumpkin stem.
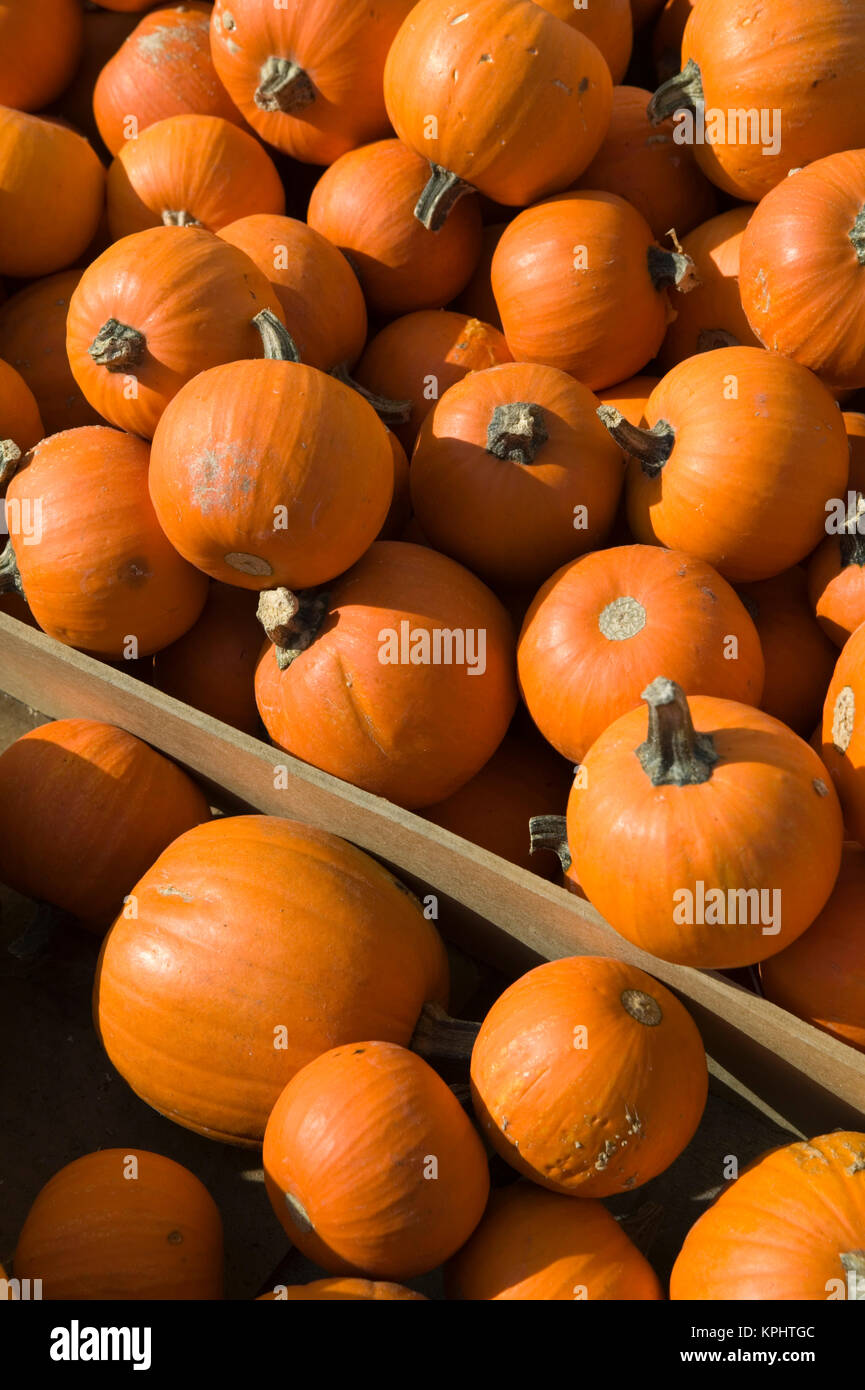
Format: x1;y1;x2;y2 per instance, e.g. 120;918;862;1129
414;163;476;232
0;440;22;490
162;209;202;227
840;493;865;568
528;814;572;873
648;58;704;124
257;586;330;672
596;406;676;478
647;244;699;293
88;318;145;373
697;328;740;352
487;403;548;464
252;309;301;363
410;1002;480;1063
0;539;24;599
636;677;718;786
329;362;413;427
255;56;315;114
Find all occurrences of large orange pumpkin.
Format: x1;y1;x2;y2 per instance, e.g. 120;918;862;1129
0;718;210;928
517;545;764;764
258;1279;426;1301
66;226;285;437
0;358;43;486
263;1042;490;1278
616;348;849;582
152;582;263;735
536;0;632;84
492;192;697;391
818;621;865;845
94;815;450;1145
471;956;708;1196
737;569;837;738
569;679;844;968
446;1183;663;1300
657;206;759;370
14;1149;223;1300
670;1132;865;1299
0;0;83;112
0;271;103;435
255;541;518;809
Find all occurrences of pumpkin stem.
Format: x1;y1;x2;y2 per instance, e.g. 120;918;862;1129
0;439;22;490
162;209;202;227
88;318;145;373
329;362;413;426
254;56;315;114
841;1251;865;1297
487;402;548;464
410;1001;480;1062
414;163;475;232
636;677;718;786
697;328;740;352
257;586;329;671
0;539;24;599
528;814;572;872
252;308;301;363
840;493;865;568
647;244;699;293
647;58;704;124
849;207;865;265
596;406;676;478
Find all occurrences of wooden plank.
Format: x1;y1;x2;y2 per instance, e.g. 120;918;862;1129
1;612;863;1134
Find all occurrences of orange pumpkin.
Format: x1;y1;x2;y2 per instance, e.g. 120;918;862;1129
819;621;865;845
517;545;764;764
0;718;210;927
152;582;263;735
255;541;518;810
452;223;506;331
632;0;667;27
49;9;139;151
2;426;208;656
652;0;697;81
616;348;849;582
446;1183;663;1300
263;1041;490;1278
569;679;844;968
258;1279;426;1301
14;1149;223;1300
0;271;103;435
0;0;83;112
492;192;697;391
307;140;483;318
670;1132;865;1299
66;226;285;438
657;206;759;370
807;497;865;648
377;432;412;541
596;375;660;424
536;0;632;84
737;569;837;737
846;412;865;493
471;956;708;1196
0;358;43;486
409;362;624;590
94;815;450;1144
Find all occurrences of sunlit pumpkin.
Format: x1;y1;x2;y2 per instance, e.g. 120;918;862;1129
657;206;759;371
737;569;837;737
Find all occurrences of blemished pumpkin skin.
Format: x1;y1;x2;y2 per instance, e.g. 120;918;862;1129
106;114;285;240
255;541;518;810
569;680;844;969
152;582;263;736
409;362;625;591
14;1149;224;1301
94;815;450;1145
2;427;209;657
492;192;696;392
471;956;708;1197
657;206;759;371
209;0;413;165
649;0;865;202
737;569;837;738
306;140;484;318
445;1183;663;1301
384;0;613;229
94;3;247;157
257;1280;426;1301
0;108;105;280
0;0;83;113
217;215;367;374
0;271;103;435
352;311;512;455
618;348;850;583
819;621;865;846
573;86;716;242
761;844;865;1056
452;223;506;333
670;1132;865;1300
66;226;286;438
517;545;764;765
263;1042;490;1279
0;359;43;484
536;0;632;85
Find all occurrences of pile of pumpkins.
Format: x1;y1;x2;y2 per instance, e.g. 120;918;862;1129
1;0;864;1300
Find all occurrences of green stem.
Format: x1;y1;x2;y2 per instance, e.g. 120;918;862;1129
414;164;475;232
647;58;704;124
330;362;412;426
252;309;301;362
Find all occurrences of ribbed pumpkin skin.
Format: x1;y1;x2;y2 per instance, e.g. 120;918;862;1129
0;719;210;926
94;816;450;1145
570;695;844;968
517;545;764;764
670;1132;865;1299
626;349;849;583
471;957;708;1197
536;0;632;83
0;0;83;112
446;1183;663;1300
149;360;393;591
152;582;263;735
0;109;105;279
737;569;836;738
0;271;103;435
66;226;286;438
14;1150;223;1301
7;427;208;657
384;0;613;207
263;1042;490;1278
255;542;518;810
258;1279;426;1301
819;623;865;846
657;206;758;370
0;357;43;463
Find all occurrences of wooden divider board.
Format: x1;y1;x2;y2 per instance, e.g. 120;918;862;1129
1;611;863;1135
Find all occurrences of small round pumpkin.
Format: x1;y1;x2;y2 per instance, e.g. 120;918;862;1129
736;569;837;737
263;1041;490;1278
0;270;103;435
94;815;450;1145
807;499;865;648
569;679;844;968
657;206;759;371
0;0;83;112
471;956;708;1197
0;718;210;928
446;1183;663;1300
670;1131;865;1299
818;621;865;845
152;582;263;735
14;1149;223;1301
0;358;43;486
258;1279;426;1301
